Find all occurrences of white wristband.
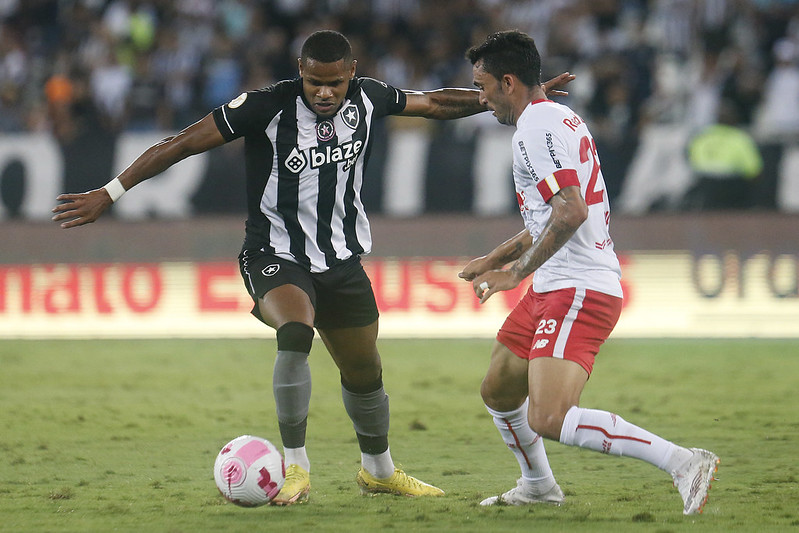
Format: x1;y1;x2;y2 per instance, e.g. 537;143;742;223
104;177;126;202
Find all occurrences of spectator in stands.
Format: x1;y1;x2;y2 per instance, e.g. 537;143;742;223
683;99;763;210
756;38;799;141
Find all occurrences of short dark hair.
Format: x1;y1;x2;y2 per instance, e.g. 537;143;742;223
301;30;353;64
466;30;541;87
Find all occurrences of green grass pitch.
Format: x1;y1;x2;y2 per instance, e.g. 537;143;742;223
1;338;797;532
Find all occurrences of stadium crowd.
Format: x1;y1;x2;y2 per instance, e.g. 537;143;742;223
1;0;798;206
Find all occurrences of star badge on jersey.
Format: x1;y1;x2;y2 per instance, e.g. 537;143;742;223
316;119;336;142
342;104;359;129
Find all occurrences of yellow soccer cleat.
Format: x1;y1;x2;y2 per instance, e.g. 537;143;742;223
270;464;310;506
356;467;444;497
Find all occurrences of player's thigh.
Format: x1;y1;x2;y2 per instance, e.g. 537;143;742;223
240;251;316;329
481;340;529;411
258;284;314;329
313;256;379;330
318;322;381;385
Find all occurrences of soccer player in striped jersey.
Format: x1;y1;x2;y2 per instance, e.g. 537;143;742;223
459;31;720;515
52;29;573;505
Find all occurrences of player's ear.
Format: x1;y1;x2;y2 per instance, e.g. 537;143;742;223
349;59;357;79
297;57;303;76
502;74;514;94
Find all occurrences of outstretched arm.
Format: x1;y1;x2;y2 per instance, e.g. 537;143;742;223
52;113;226;228
467;185;587;303
400;87;486;119
400;72;575;120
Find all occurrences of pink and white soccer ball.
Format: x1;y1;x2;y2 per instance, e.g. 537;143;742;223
213;435;285;507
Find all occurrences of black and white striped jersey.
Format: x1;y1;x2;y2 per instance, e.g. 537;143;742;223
212;77;407;273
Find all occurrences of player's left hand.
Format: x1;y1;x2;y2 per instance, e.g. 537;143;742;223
471;270;523;304
542;72;575;97
458;255;495;282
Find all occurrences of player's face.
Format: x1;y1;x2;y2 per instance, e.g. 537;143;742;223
473;61;512;126
299;57;356;118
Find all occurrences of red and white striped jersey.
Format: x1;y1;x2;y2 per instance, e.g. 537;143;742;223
512;99;622;297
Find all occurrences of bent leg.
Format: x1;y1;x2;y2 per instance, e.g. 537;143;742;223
528;357;693;473
319;322;392;476
481;340;529;411
480;342;559;501
320;322;444;496
527;357;588;440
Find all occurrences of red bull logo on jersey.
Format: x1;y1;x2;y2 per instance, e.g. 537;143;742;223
563;113;585;132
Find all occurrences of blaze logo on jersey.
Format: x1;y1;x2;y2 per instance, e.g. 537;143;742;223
342;104;359;129
285;147;307;173
316;120;335;142
310;139;363;170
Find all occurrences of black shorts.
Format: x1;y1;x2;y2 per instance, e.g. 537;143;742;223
239;250;379;329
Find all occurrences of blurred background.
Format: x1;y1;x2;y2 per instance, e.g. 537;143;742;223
0;0;797;339
0;0;797;218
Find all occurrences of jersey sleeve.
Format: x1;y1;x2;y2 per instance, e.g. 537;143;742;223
355;77;407;117
515;128;579;203
212;81;292;141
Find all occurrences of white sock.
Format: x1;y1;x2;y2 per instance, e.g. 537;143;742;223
362;448;395;479
559;406;692;471
283;446;310;472
487;399;556;492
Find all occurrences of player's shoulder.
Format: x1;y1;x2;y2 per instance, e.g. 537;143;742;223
251;78;301;101
352;76;393;90
519;101;587;135
522;100;573;122
349;76;401;98
228;78;302;108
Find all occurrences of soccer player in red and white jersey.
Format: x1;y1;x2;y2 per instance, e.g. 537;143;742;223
459;31;719;515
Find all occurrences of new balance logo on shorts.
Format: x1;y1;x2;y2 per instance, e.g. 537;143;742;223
533;339;549;349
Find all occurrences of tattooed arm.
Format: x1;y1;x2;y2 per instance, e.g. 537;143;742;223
401;73;575;120
463;186;588;303
400;88;487;119
458;229;533;282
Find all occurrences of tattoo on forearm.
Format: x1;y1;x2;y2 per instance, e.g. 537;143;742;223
497;242;525;264
510;218;577;279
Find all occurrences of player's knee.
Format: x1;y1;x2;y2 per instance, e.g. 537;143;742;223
339;358;382;389
528;404;568;441
276;321;314;353
481;376;522;412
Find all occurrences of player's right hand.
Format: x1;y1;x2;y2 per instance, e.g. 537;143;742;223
52;188;113;228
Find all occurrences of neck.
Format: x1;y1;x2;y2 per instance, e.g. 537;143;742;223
510;85;546;126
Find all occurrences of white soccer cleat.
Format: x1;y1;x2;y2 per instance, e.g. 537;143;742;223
480;478;564;506
672;447;720;515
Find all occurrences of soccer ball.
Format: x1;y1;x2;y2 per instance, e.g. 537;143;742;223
213;435;285;507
